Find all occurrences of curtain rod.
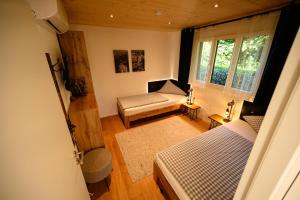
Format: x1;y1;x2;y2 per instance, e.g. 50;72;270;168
192;5;287;30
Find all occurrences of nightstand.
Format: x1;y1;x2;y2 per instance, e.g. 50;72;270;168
182;103;201;120
208;114;229;129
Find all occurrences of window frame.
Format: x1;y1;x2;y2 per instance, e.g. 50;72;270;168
195;39;214;83
231;31;273;94
194;31;274;95
209;36;237;87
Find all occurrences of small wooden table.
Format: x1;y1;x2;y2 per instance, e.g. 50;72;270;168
208;114;229;129
182;103;201;120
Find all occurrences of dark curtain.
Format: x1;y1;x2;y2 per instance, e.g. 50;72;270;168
254;4;300;112
178;28;194;84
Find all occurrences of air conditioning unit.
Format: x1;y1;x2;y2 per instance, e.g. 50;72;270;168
27;0;69;34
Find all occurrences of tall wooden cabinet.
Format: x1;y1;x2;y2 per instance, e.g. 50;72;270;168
58;31;104;151
68;93;103;151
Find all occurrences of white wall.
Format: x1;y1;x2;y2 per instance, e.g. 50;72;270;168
0;0;89;199
70;25;181;117
192;84;246;122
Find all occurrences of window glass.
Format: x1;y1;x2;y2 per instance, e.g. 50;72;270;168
232;35;269;91
211;39;235;85
196;41;212;81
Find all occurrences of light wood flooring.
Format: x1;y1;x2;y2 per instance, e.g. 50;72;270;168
88;113;209;200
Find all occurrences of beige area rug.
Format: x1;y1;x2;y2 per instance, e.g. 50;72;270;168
115;116;203;182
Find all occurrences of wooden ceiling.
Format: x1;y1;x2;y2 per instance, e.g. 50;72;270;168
62;0;291;31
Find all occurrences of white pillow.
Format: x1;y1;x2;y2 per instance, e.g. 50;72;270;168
243;115;264;133
157;80;187;96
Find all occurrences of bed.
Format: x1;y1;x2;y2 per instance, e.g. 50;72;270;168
117;79;190;128
153;101;266;200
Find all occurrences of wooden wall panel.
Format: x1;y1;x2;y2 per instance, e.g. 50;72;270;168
58;31;94;94
58;31;104;151
68;94;104;151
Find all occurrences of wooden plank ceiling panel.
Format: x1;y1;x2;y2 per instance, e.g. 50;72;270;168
62;0;291;30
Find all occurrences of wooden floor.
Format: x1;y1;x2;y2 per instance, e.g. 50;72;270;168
88;113;209;200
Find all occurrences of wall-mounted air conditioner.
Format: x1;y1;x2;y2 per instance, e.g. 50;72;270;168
27;0;69;34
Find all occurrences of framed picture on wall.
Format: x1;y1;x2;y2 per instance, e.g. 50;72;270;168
113;50;129;73
131;50;145;72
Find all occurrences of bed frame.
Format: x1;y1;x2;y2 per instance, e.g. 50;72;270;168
118;103;182;129
153;100;267;199
153;161;179;200
118;79;190;128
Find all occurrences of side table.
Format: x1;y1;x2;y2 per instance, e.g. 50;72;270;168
208;114;229;129
182;103;201;120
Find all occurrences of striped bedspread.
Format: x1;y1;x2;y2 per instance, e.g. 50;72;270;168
157;126;253;200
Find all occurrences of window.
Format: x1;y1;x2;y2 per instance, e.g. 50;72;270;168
211;39;235;85
232;35;269;91
195;34;270;93
196;41;212;81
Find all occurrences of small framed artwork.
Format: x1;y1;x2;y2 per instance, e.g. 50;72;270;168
131;50;145;72
113;50;129;73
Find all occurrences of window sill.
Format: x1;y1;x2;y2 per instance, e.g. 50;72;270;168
193;81;255;101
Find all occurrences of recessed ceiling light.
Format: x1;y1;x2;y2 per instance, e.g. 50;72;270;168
110;14;114;18
155;10;162;16
214;4;219;8
168;21;171;25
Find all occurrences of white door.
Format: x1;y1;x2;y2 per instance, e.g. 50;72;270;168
284;172;300;200
0;1;90;200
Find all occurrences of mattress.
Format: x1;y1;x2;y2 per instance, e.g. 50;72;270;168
118;92;186;116
155;119;257;200
117;93;169;110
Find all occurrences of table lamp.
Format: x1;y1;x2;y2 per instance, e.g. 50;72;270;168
224;100;235;122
